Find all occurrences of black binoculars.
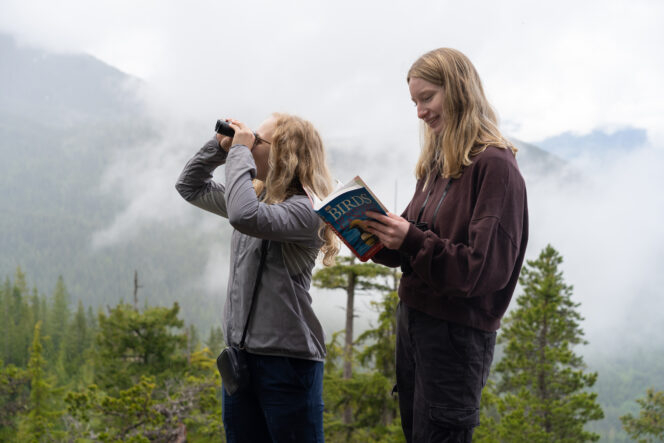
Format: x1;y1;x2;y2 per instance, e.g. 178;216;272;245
215;120;235;137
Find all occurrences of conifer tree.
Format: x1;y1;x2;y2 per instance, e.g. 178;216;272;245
17;322;63;442
0;359;30;441
313;255;391;424
322;270;403;442
65;307;223;441
621;388;664;442
3;269;32;367
45;276;70;363
1;277;10;364
59;300;93;385
205;325;225;355
94;302;187;391
481;245;604;442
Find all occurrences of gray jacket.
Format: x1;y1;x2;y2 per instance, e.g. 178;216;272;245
176;139;326;361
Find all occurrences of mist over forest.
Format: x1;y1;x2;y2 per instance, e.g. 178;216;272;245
1;33;663;440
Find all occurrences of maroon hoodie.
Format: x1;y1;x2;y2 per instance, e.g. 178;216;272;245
373;146;529;332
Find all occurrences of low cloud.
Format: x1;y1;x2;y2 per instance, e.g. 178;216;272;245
524;140;664;352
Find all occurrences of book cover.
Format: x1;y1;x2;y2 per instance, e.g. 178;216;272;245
307;176;389;262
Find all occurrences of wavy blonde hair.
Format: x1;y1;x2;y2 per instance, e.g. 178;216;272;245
261;113;339;266
408;48;516;184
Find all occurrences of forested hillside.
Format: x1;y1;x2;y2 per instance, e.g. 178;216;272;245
0;34;228;333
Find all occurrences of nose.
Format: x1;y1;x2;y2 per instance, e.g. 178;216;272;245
417;105;428;119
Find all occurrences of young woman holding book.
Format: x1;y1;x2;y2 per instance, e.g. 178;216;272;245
366;48;529;442
176;113;338;442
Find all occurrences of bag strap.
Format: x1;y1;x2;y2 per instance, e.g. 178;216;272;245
416;178;452;226
239;239;270;350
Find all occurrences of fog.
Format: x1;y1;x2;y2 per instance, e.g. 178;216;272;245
2;0;663;352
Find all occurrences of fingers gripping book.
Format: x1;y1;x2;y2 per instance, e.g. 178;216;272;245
305;176;388;261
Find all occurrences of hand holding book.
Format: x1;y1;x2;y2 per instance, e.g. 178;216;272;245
364;211;410;250
306;176;388;261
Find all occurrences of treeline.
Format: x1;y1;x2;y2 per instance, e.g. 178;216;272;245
1;246;663;442
1;268;224;441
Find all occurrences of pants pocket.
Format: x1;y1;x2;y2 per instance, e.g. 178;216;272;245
287;357;319;390
481;332;496;387
429;405;479;429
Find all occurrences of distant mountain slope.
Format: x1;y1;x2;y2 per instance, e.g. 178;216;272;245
0;34;225;332
511;137;568;179
0;33;141;121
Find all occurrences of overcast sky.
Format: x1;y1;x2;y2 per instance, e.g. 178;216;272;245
2;0;663;353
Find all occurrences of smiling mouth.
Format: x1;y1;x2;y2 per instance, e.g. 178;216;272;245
425;116;439;127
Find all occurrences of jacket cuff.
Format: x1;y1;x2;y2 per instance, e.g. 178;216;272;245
399;223;427;256
202;138;229;164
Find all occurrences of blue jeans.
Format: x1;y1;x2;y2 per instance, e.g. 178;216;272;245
222;352;325;443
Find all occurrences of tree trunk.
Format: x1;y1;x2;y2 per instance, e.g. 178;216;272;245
343;268;357;425
538;304;550;433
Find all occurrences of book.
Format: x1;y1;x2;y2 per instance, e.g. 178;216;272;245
306;176;389;262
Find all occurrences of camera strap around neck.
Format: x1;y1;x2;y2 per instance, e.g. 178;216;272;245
239;239;270;350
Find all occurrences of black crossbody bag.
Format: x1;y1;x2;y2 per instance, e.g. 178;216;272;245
217;240;269;396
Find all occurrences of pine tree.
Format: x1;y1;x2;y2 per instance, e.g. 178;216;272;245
0;359;30;441
4;269;33;367
45;276;70;364
1;277;11;364
313;255;391;424
59;300;93;385
621;388;664;442
93;302;187;391
351;271;403;441
481;245;604;442
65;305;223;442
355;287;400;427
205;325;225;355
322;270;403;442
17;322;63;442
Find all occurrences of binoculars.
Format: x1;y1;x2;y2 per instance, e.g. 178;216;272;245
215;120;235;137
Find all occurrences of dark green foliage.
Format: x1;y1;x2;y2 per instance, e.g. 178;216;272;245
59;300;94;386
93;302;187;391
44;276;70;363
313;255;391;377
0;270;227;441
0;254;661;440
585;349;664;442
16;322;65;442
65;321;223;442
322;274;404;443
620;388;664;442
0;269;35;368
314;255;392;426
477;245;604;442
0;360;30;440
205;325;225;356
356;281;399;379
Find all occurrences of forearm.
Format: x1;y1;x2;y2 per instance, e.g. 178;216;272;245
175;138;229;217
401;218;519;297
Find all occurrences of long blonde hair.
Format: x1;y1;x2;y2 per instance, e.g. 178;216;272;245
262;113;339;266
408;48;516;184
